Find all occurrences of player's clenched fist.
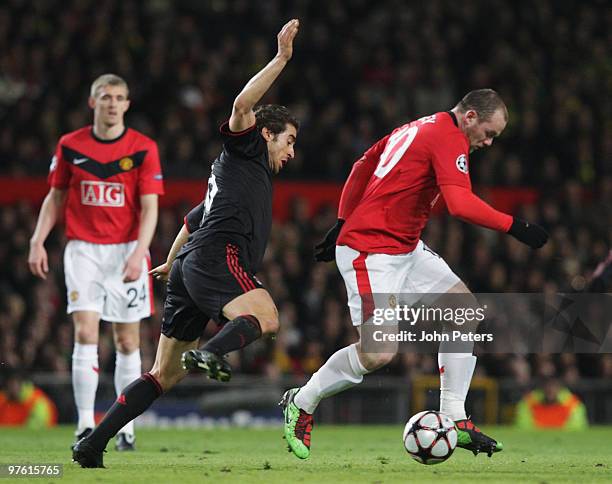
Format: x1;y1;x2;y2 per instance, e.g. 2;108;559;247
277;19;299;61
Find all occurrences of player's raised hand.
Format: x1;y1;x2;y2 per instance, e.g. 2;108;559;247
28;243;49;279
277;19;299;61
123;252;144;282
149;261;171;282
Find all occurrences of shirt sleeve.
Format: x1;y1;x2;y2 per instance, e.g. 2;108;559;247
184;201;205;233
47;141;71;188
441;185;513;232
219;120;264;160
430;131;471;189
138;141;165;195
338;134;390;220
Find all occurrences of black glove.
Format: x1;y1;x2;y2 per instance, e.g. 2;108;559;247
314;219;345;262
508;218;549;249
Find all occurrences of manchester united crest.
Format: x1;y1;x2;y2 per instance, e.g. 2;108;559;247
119;157;134;171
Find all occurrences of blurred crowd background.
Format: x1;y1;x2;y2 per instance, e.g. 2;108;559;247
1;0;609;181
0;0;610;413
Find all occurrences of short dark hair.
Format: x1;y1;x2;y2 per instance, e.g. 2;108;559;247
456;89;508;122
254;104;299;135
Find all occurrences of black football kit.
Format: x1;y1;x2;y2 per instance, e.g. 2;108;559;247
162;121;272;341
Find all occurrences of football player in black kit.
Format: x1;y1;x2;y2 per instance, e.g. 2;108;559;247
73;19;300;468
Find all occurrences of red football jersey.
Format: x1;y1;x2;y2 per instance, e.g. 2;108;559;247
338;112;470;254
48;126;164;244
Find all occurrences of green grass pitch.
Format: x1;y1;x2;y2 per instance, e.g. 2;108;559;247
1;425;610;483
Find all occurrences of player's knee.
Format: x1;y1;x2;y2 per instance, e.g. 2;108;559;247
380;352;396;366
359;351;395;371
258;314;280;336
114;334;139;354
241;302;279;336
74;325;98;344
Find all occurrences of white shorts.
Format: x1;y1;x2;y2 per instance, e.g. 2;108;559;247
64;240;153;323
336;241;461;326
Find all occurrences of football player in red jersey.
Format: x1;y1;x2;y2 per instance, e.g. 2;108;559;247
28;74;164;451
281;89;549;459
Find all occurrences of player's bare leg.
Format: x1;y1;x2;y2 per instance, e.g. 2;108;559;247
71;310;101;448
182;288;278;382
111;322;141;451
438;281;502;455
73;335;198;467
149;335;199;390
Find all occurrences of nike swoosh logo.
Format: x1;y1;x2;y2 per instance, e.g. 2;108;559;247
74;157;88;165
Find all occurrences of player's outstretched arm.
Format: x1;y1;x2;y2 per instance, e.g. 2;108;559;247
28;188;67;279
149;224;190;282
229;19;299;132
441;184;549;249
150;200;201;281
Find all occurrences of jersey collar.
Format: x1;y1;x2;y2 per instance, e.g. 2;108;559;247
90;126;128;144
447;111;459;127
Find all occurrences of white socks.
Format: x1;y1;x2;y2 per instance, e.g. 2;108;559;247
295;344;369;414
292;343;477;421
72;344;142;435
438;352;477;421
114;350;142;436
72;343;99;432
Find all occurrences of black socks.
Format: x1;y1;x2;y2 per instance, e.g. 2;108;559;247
85;316;263;451
203;315;262;355
87;373;163;451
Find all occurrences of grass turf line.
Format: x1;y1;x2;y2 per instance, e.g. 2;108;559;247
0;426;610;483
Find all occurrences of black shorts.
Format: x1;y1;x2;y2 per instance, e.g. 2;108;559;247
161;242;263;342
